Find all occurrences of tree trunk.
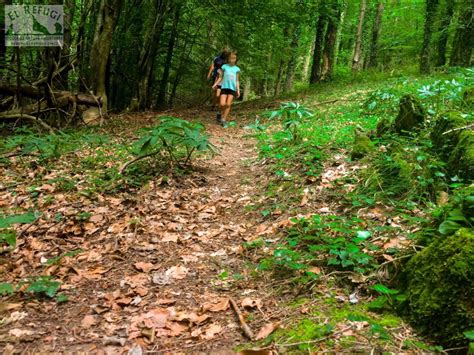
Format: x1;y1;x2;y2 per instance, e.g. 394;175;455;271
135;0;169;110
334;2;346;66
274;59;285;95
58;0;75;90
420;0;440;74
321;1;341;80
310;7;328;84
436;0;455;66
284;26;301;92
367;2;384;68
157;4;181;110
89;0;123;113
450;0;474;67
352;0;367;71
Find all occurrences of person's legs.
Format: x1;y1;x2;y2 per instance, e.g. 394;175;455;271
219;94;228;123
223;94;234;120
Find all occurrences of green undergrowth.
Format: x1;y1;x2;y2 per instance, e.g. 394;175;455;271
0;116;215;199
242;296;440;353
245;69;473;350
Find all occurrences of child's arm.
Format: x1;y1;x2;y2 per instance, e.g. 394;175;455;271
207;63;214;80
236;72;241;98
212;69;223;89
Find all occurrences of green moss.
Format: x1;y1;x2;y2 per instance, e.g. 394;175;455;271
431;111;467;160
351;133;376;160
462;87;474;109
448;130;474;181
394;95;425;134
401;227;474;346
376;117;392;137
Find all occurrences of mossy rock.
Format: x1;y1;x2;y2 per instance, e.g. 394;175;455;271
448;130;474;181
376;117;392;137
394;95;425;134
431;111;467;160
462;87;474;109
401;227;474;346
351;132;376;160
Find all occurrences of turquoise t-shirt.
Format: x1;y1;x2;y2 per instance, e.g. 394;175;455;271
221;64;241;91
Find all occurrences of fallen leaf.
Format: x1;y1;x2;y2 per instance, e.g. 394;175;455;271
162;233;179;243
201;323;222;340
9;328;35;338
255;322;279;340
81;315;97;328
241;297;263;310
166;266;188;280
202;297;229;312
134;262;155;273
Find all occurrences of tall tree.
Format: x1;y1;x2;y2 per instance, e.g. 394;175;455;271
321;1;341;80
352;0;367;71
420;0;440;74
89;0;123;113
285;25;301;92
436;0;455;66
367;2;384;68
450;0;474;67
157;3;181;109
310;5;328;84
134;0;169;110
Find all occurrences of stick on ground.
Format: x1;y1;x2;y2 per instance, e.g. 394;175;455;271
229;297;255;340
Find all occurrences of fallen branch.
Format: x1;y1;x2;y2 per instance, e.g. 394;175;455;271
0;113;55;133
442;123;474;135
229;297;254;340
0;84;101;107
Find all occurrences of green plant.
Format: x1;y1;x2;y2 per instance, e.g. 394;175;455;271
368;284;406;311
125;116;216;171
266;102;314;141
0;212;37;249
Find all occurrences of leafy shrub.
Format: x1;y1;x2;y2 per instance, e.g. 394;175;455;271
125;116;216;171
259;214;380;280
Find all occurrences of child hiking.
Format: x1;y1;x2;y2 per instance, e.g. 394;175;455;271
212;50;240;126
207;48;230;110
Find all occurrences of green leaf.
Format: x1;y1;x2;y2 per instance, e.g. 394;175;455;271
368;295;388;309
348;314;369;322
26;277;61;298
56;293;69;303
464;330;474;340
373;284;399;295
438;220;461;235
0;282;14;296
0;229;17;248
0;212;37;228
356;230;371;240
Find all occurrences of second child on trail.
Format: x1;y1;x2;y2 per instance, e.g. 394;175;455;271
212;51;240;126
207;48;230;111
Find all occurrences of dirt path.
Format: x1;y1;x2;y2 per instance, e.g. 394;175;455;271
2;107;286;354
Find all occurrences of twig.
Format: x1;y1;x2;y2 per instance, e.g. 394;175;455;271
229;297;254;340
442;123;474;135
276;326;352;348
376;254;414;269
119;150;162;173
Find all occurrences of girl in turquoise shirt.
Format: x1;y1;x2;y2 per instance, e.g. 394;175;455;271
212;51;240;126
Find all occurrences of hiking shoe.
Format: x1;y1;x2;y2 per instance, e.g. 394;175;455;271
220;119;227;127
216;113;222;124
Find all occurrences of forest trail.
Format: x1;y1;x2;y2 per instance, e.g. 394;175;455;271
2;106;289;353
